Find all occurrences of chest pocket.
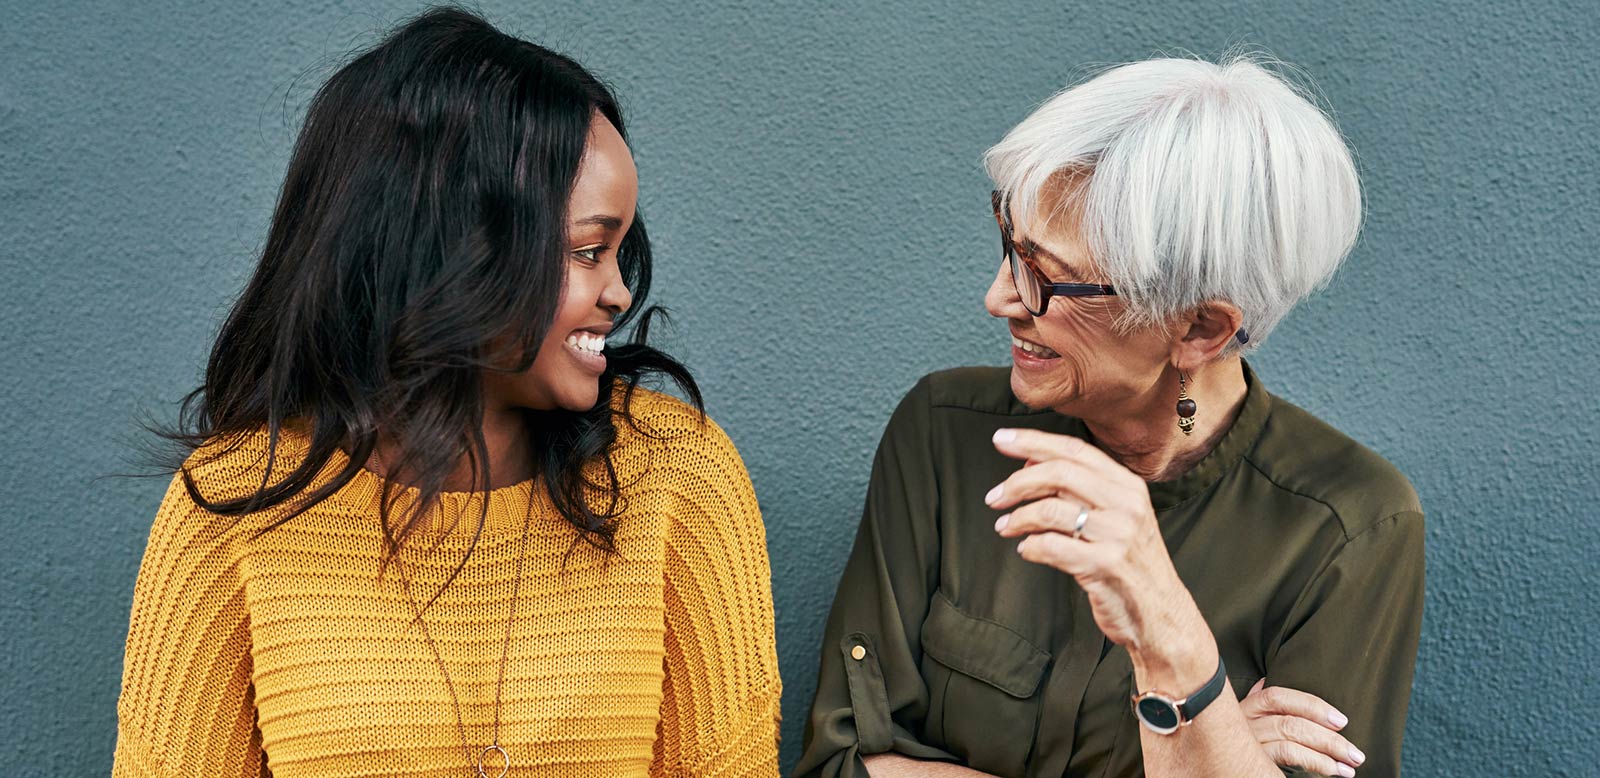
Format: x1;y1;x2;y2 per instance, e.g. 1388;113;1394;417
920;591;1050;777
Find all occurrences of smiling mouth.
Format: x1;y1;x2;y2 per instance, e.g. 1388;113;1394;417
565;331;607;356
1011;335;1061;359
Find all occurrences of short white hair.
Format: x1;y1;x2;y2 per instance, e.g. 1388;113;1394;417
984;54;1362;351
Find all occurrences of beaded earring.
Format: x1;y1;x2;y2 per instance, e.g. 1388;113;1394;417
1177;372;1197;436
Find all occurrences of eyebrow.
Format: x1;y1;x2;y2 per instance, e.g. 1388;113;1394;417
572;214;623;230
1019;238;1081;279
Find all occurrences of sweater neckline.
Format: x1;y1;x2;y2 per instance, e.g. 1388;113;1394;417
321;442;548;536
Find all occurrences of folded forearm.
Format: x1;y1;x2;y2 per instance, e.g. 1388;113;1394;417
861;753;997;778
1129;609;1283;778
1139;689;1284;778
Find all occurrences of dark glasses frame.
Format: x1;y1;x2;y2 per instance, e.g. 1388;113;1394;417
990;190;1249;344
992;190;1115;317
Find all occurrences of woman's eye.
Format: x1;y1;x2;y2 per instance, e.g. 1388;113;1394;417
571;246;604;265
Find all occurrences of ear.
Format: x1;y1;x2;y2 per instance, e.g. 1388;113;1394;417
1169;301;1244;371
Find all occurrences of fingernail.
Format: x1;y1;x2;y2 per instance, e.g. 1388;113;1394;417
994;514;1009;532
985;484;1003;505
1349;746;1365;765
1336;764;1355;778
992;428;1015;444
1329;710;1349;728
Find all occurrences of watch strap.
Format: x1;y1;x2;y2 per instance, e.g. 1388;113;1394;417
1177;656;1227;723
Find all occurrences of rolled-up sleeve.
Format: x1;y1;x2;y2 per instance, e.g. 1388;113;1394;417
1267;510;1426;778
793;378;958;777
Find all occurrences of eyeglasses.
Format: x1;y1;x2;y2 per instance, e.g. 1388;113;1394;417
992;190;1115;317
990;190;1249;344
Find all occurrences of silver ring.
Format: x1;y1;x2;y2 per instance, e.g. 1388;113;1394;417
1070;506;1090;540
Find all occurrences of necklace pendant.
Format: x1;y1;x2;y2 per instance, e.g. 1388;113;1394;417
476;744;509;778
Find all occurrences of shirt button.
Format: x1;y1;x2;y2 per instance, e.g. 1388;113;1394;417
851;645;867;661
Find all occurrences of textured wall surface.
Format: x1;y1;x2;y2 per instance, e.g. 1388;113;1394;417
2;0;1596;775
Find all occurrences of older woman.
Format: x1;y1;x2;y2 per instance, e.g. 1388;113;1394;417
796;56;1423;778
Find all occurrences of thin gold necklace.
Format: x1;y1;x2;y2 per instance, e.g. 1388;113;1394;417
395;492;533;778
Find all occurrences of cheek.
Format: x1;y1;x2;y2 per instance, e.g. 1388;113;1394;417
501;335;567;409
1031;305;1124;394
512;327;598;411
508;273;601;406
1036;305;1112;362
539;270;604;353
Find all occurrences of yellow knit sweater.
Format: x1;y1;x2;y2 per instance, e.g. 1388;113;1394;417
113;390;781;777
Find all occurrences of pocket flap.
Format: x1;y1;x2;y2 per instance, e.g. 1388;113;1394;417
920;591;1050;698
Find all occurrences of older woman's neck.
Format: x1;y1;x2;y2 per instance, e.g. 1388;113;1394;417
1082;358;1249;483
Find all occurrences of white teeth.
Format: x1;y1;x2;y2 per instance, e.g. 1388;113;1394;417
568;332;605;355
1012;336;1060;358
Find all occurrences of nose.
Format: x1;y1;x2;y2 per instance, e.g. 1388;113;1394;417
984;259;1029;321
600;263;633;316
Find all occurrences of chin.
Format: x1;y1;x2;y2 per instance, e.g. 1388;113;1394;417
1009;369;1046;410
550;376;601;413
552;384;601;413
1009;368;1074;412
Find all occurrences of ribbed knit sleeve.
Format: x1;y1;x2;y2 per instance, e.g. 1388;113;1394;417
113;470;264;777
645;407;782;777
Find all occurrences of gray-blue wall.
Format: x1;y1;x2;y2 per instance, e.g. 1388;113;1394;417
3;1;1595;774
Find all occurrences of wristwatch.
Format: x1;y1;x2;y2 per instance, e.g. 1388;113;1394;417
1131;656;1227;734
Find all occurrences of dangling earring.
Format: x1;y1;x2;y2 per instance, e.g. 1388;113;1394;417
1176;371;1197;436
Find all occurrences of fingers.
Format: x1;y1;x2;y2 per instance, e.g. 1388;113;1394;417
1249;714;1365;775
986;429;1146;513
1249;684;1351;731
1242;684;1364;774
984;459;1134;514
995;497;1131;545
992;428;1130;482
1013;531;1107;576
1258;739;1358;778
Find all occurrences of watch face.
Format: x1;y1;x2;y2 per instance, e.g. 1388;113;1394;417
1136;696;1181;734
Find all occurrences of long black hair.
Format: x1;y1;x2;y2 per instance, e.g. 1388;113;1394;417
157;6;699;581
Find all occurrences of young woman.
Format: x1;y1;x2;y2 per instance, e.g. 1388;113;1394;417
114;8;780;777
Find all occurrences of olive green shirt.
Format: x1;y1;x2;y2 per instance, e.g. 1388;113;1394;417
794;365;1425;778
